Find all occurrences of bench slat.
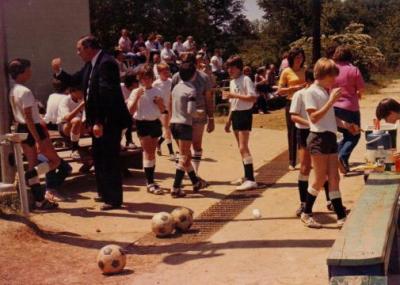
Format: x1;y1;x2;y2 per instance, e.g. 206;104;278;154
328;173;400;268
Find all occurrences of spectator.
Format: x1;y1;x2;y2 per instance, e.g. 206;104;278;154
121;71;139;149
145;33;158;52
113;47;129;79
183;36;195;52
160;41;176;64
254;67;268;114
332;45;365;173
155;34;164;51
278;47;307;170
279;51;289;75
133;33;146;53
118;29;132;53
172;35;185;56
152;53;161;79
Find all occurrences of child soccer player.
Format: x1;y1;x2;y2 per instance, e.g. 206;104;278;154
223;55;258;190
121;71;139;149
153;63;175;160
302;58;356;228
8;58;62;209
170;62;207;197
290;69;333;217
128;64;165;195
57;85;85;159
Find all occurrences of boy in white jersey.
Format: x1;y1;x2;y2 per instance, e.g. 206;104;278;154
223;55;258;191
57;85;85;159
8;58;61;210
290;69;334;217
302;58;358;228
128;64;165;195
153;63;175;159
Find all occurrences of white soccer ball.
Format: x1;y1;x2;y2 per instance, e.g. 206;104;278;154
171;207;194;232
252;208;262;219
152;212;175;237
97;244;126;274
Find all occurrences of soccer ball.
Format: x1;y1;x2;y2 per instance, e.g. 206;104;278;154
171;207;194;232
151;212;175;237
97;244;126;274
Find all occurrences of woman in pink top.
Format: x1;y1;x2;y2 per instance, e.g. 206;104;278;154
332;46;365;173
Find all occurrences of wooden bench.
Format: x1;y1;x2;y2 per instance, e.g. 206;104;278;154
330;276;387;285
327;172;400;278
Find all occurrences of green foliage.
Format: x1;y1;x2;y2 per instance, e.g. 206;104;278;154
89;0;254;54
291;23;385;80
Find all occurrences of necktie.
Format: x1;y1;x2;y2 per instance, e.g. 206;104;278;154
86;63;93;100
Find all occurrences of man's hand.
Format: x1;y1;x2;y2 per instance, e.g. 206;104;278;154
207;118;215;133
51;58;62;74
329;87;342;104
136;87;145;98
153;96;164;109
93;124;103;138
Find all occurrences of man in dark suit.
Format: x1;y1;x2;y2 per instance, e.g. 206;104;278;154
51;35;132;210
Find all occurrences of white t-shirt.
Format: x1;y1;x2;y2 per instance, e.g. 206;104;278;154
128;87;163;121
118;36;132;52
153;78;172;111
9;83;41;124
172;41;185;54
44;93;65;124
57;95;82;124
304;83;337;133
289;89;309;129
183;40;194;51
229;75;257;111
161;48;175;62
211;55;223;72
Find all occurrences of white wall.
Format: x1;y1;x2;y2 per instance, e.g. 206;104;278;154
4;0;90;102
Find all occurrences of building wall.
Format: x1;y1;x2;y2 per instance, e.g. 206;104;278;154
4;0;90;102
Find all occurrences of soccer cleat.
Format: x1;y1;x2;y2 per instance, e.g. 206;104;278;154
171;187;186;198
300;213;322;229
236;180;258;191
45;189;65;202
35;199;59;210
193;179;208;192
296;203;305;217
147;184;163;195
230;177;246;185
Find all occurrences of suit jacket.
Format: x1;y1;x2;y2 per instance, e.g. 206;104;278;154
56;51;132;129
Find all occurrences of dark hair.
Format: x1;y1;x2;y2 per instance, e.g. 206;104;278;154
305;68;314;83
256;67;266;75
176;35;183;41
376;98;400;120
288;47;305;68
69;84;84;93
325;44;338;59
7;58;31;80
181;52;196;64
226;55;243;70
79;35;101;50
52;79;68;93
179;62;196;81
124;71;138;88
137;64;154;80
113;48;123;57
333;45;353;62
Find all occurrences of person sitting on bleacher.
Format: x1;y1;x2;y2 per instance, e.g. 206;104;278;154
57;85;85;160
44;79;68;130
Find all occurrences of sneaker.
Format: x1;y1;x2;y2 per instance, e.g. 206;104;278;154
34;199;59;210
236;180;258;191
338;158;349;174
300;213;322;229
193;178;208;192
327;202;347;213
288;165;296;171
147;183;163;195
337;217;346;227
171;187;186;198
231;177;246;185
296;203;305;217
45;189;65;202
156;146;162;156
70;150;81;160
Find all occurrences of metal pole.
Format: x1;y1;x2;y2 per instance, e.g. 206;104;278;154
312;0;322;63
0;0;15;183
12;140;29;216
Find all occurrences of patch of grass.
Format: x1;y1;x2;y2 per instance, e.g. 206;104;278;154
215;109;287;131
365;70;399;95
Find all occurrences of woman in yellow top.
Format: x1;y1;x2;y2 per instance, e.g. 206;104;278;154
278;47;307;170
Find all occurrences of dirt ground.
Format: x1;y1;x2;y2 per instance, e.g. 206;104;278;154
1;79;400;285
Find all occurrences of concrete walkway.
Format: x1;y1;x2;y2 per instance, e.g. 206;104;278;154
27;80;400;284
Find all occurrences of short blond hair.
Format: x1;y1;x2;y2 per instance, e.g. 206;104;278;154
313;57;339;80
157;63;169;72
